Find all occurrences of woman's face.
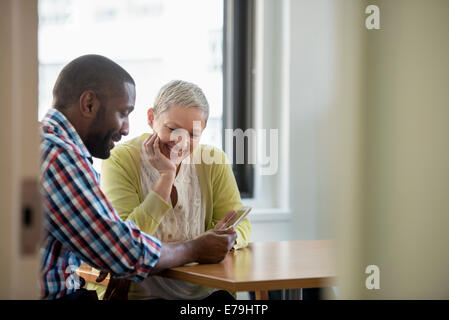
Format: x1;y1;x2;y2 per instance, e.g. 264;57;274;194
148;105;207;164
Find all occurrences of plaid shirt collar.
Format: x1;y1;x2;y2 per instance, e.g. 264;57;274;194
41;108;93;162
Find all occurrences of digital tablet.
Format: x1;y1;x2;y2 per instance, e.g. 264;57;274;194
224;206;252;230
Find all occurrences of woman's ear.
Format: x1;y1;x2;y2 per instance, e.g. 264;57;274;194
147;108;155;128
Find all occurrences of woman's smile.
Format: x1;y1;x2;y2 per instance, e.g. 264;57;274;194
162;141;188;160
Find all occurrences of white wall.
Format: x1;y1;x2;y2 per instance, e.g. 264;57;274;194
339;0;449;299
287;0;340;240
250;0;341;242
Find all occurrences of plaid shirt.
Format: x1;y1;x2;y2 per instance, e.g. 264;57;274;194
39;109;162;299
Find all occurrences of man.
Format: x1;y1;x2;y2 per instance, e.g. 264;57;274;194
40;54;237;300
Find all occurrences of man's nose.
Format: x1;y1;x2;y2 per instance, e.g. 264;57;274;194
120;120;129;136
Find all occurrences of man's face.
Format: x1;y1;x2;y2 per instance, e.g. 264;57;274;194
85;82;135;159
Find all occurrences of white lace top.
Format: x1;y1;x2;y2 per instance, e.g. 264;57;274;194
127;143;216;300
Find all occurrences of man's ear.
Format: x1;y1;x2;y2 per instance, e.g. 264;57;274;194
79;90;100;118
147;108;155;128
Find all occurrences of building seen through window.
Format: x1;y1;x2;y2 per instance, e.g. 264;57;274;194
38;0;224;171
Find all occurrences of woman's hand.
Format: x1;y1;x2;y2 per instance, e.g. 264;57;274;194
144;133;176;177
214;211;238;249
144;133;176;202
214;210;238;232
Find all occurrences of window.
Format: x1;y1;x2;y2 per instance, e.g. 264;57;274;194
38;0;224;171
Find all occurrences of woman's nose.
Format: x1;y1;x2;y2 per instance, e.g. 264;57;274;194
170;129;190;144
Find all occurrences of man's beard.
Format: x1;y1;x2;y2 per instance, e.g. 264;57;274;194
85;129;117;159
84;105;120;159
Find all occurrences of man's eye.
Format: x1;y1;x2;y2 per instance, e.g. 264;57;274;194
167;127;175;131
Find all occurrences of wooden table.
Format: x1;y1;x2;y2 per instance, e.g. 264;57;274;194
160;240;336;300
77;263;110;286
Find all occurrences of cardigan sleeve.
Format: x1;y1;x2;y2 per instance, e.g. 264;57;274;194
100;144;171;235
208;147;252;249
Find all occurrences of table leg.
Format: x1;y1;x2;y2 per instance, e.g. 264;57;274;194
255;290;269;300
281;288;303;300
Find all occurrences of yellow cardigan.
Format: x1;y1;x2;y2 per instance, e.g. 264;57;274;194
88;133;251;298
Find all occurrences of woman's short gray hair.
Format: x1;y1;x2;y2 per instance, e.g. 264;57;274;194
153;80;209;120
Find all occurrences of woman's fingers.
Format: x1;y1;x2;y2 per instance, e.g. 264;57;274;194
154;137;162;156
215;210;238;231
143;133;152;150
144;132;155;145
144;133;176;176
145;133;156;157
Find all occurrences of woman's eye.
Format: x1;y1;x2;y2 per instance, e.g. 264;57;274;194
167;127;175;131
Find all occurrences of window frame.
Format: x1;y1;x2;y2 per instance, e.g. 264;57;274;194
223;0;255;199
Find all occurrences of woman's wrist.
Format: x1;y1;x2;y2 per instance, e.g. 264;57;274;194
159;171;176;181
152;172;176;202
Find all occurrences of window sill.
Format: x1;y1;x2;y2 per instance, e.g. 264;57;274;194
247;208;291;222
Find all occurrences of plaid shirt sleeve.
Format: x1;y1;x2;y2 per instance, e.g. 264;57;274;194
42;147;162;281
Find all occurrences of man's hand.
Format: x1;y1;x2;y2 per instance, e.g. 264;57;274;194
148;228;237;274
191;228;237;264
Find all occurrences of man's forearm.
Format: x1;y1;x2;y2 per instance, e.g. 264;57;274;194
148;239;198;274
148;230;237;274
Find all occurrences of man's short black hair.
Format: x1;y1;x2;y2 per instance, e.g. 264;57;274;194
52;54;135;109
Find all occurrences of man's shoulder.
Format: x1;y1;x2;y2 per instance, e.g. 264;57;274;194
40;126;85;160
40;135;90;176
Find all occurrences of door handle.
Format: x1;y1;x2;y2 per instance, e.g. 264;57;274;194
21;178;42;255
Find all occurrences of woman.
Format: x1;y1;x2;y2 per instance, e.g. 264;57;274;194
89;80;251;300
